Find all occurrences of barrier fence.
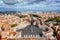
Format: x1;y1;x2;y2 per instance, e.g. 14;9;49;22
7;37;57;40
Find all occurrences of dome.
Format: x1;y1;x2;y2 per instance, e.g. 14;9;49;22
16;25;43;37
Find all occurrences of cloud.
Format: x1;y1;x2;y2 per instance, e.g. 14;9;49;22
0;0;60;11
0;1;6;6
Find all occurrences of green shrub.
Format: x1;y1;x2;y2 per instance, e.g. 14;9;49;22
45;17;60;22
11;24;17;27
19;15;27;18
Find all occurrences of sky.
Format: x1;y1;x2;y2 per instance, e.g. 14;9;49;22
0;0;60;12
